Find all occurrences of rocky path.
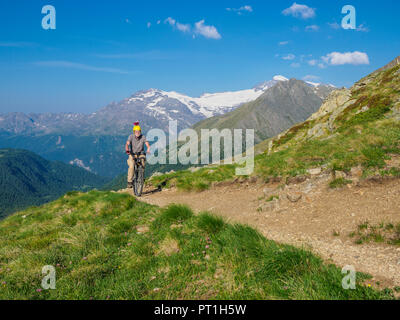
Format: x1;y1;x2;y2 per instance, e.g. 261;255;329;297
128;174;400;288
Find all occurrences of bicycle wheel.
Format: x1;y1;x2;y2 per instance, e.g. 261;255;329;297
134;165;145;197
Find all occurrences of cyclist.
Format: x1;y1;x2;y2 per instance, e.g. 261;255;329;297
125;122;150;189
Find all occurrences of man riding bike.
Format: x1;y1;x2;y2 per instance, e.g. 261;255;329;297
125;122;150;189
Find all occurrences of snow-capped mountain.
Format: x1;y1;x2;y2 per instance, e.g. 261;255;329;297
125;74;289;119
0;75;290;135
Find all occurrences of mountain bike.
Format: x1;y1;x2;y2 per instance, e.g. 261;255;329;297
132;152;146;197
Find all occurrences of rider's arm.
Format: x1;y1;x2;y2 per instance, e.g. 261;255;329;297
125;141;131;154
145;141;150;154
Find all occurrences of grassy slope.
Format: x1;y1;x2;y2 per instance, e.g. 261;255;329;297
0;190;394;300
148;63;400;191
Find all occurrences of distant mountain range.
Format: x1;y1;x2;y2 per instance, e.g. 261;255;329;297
0;75;291;136
0;148;109;219
193;78;336;144
0;76;335;177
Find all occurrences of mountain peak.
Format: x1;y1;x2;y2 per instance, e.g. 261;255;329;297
273;75;289;82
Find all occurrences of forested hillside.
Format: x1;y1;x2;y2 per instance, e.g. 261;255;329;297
0;149;109;219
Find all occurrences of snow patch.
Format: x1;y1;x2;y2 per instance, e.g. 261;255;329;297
69;159;91;172
273;75;289;81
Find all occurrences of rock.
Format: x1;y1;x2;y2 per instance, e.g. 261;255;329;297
170;224;183;229
151;172;163;178
263;188;274;196
188;167;201;173
167;170;175;174
268;140;273;155
136;225;149;234
350;166;363;178
356;106;370;114
334;171;347;179
307;123;327;138
287;192;302;203
303;183;314;194
248;176;258;184
261;199;280;212
287;175;308;184
307;167;322;175
308;89;351;122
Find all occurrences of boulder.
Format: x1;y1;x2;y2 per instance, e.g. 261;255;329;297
287;192;302;203
307;167;322;175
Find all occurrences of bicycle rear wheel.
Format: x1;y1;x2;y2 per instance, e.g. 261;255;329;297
134;165;145;197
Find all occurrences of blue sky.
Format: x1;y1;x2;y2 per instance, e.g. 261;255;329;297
0;0;399;113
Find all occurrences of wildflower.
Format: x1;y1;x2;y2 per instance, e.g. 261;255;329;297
205;245;209;249
127;243;132;246
2;281;6;285
83;257;87;260
36;289;42;293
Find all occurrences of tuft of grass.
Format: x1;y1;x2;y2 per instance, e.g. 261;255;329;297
329;178;353;189
197;212;225;234
158;204;193;223
266;195;279;202
350;221;400;246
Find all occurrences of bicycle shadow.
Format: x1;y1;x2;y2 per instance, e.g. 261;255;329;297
141;181;166;196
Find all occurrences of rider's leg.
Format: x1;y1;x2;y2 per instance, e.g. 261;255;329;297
127;155;135;187
139;155;146;168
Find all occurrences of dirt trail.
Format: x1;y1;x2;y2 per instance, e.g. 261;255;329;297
130;174;400;287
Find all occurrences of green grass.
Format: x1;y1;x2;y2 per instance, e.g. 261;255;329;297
350;221;400;246
329;178;353;189
149;164;237;191
0;191;395;300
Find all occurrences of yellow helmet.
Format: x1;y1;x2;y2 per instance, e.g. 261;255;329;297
133;122;141;132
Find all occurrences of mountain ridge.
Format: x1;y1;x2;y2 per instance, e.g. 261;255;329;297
0;75;291;136
193;79;336;144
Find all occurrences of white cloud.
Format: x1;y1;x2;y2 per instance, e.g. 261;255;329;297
125;18;132;24
164;17;220;39
282;2;316;19
282;54;296;60
305;25;319;32
322;51;370;66
226;5;253;15
34;61;129;74
303;75;320;81
308;59;318;66
165;17;176;26
356;24;369;32
176;22;191;33
194;20;221;39
147;22;151;28
291;62;301;68
279;41;289;46
157;20;161;25
328;22;340;29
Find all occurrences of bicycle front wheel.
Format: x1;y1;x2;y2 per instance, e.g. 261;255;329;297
134;166;145;197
